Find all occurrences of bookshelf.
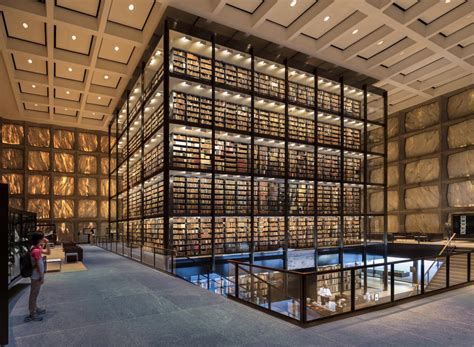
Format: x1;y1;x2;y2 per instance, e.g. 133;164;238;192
108;24;387;263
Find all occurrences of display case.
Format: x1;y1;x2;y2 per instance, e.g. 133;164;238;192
108;22;387;263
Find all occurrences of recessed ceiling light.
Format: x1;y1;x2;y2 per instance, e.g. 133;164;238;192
290;0;297;7
324;16;330;22
34;103;38;106
68;67;73;72
114;46;120;52
65;108;68;111
128;4;135;11
377;40;384;45
104;75;109;80
66;90;70;95
352;29;359;35
445;0;451;3
98;96;102;100
22;22;28;29
71;35;77;41
92;112;96;115
32;84;36;88
27;59;32;64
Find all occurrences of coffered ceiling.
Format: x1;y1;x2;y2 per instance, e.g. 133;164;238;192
0;0;165;130
170;0;473;114
0;0;472;130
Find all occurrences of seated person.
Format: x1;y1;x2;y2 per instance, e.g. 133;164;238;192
318;283;332;305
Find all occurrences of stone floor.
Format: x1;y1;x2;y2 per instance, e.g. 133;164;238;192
8;245;474;347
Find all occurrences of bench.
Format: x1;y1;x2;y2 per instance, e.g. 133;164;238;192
46;258;62;272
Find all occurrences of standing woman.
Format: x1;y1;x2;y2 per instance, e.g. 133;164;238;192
25;232;50;322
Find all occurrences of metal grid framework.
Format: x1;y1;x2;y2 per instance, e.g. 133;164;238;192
108;18;388;266
0;117;109;240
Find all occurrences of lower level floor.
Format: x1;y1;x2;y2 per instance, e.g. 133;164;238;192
8;245;474;346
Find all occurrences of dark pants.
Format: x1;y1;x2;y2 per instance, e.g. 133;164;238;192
29;279;42;316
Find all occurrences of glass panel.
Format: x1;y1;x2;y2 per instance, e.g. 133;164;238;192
9;198;23;210
424;256;446;292
27;199;50;219
449;254;468;286
53;199;75;218
367;124;384;155
78;200;98;218
1;173;23;194
355;265;391;309
367;92;384;123
367;216;385;243
57;222;74;241
100;157;109;175
393;261;419;300
78;155;97;174
78;178;97;196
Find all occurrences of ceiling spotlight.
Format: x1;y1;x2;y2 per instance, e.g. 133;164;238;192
444;0;451;3
34;104;38;107
104;75;109;80
71;35;77;41
377;40;384;45
27;58;32;64
290;0;297;7
98;96;102;100
32;84;36;88
352;29;359;35
324;16;330;22
114;46;120;52
22;22;29;29
68;67;73;72
66;90;70;95
65;108;68;111
128;4;135;11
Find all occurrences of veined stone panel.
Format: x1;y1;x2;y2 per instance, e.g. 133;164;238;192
405;102;439;132
405;213;439;233
27;175;50;195
54;153;74;173
405;158;439;184
100;135;108;153
1;148;23;169
387;117;398;138
448;88;473;120
9;198;23;210
448;150;474;178
2;124;23;144
28;151;50;171
27;127;50;147
100;200;109;218
388;190;398;211
1;173;23;194
448;181;474;207
53;176;74;196
387;165;399;187
27;199;50;219
448;119;474;149
405;185;439;209
78;155;97;174
78;200;97;218
53;199;74;218
369;191;384;213
78;133;98;152
387;141;398;162
388;215;398;233
78;178;97;196
101;157;109;175
53;130;75;149
405;130;439;158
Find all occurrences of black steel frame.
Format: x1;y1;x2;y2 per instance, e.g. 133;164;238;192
107;17;388;269
1;184;8;346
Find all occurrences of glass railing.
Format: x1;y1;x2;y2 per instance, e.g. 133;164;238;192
227;250;473;325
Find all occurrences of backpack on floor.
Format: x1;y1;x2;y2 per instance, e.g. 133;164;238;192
20;251;33;278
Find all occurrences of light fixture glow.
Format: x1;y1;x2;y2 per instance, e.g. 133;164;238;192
32;84;36;88
66;90;70;95
114;46;120;52
352;29;359;35
445;0;451;3
377;40;384;45
98;96;102;100
104;75;109;80
27;59;32;64
324;16;330;22
34;104;38;106
68;67;73;72
128;4;135;11
22;22;28;29
71;35;77;41
290;0;297;7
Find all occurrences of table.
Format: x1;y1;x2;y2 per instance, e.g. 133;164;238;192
46;258;62;272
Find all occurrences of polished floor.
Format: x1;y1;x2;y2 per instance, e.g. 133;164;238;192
8;245;474;347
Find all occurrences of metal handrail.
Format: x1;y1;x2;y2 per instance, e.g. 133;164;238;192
424;233;456;282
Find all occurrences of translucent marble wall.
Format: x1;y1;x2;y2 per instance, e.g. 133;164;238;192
0;119;110;240
387;87;474;234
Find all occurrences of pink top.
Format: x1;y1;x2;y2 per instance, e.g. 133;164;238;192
31;246;44;280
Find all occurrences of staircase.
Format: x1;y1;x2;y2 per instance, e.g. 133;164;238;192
426;255;469;291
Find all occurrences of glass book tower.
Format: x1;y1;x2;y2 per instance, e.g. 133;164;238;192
108;20;387;268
